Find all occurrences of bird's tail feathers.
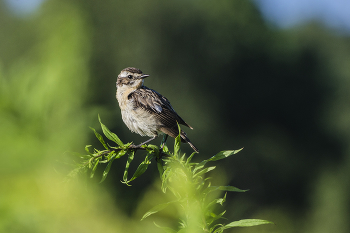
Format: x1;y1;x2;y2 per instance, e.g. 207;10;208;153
180;131;199;153
160;127;199;153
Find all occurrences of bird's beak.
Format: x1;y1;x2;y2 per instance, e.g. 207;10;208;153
140;74;149;79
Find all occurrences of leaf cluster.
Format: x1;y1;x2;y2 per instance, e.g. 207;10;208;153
68;115;159;184
68;117;273;232
141;128;272;232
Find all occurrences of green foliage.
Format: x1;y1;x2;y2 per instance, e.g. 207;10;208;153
70;117;273;232
68;115;158;185
3;0;350;232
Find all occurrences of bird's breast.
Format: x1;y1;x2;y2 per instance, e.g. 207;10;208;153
121;106;161;137
117;91;161;137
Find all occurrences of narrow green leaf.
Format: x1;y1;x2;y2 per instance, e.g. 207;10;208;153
123;151;135;182
218;193;227;205
207;210;226;226
208;149;243;162
161;168;171;193
193;160;208;173
98;115;124;146
174;123;181;156
85;145;93;155
90;159;100;178
89;127;109;150
210;224;224;233
180;153;186;162
100;156;116;183
203;186;220;195
80;155;92;159
146;151;156;161
206;199;219;210
115;150;127;159
185;152;196;165
219;219;274;230
145;144;158;151
193;166;216;178
196;177;210;191
145;144;159;158
206;193;227;209
162;144;169;153
141;201;176;220
213;229;223;233
153;223;177;233
203;185;247;196
127;161;150;183
218;186;248;192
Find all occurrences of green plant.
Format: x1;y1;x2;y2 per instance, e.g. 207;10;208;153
69;116;273;232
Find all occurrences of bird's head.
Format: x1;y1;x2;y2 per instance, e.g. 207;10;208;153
116;67;149;90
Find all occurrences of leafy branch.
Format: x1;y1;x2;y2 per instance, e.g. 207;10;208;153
68;116;274;232
68;115;156;184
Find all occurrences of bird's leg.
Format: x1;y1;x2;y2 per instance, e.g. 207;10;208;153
160;134;168;150
159;134;169;157
130;135;157;149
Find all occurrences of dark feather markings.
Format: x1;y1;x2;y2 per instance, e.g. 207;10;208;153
127;86;199;152
128;86;193;130
123;67;143;74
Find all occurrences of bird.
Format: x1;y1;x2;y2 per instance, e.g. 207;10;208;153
116;67;199;153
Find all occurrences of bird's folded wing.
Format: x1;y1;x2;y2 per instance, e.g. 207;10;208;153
129;87;192;129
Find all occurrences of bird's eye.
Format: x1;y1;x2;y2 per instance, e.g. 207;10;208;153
127;75;133;79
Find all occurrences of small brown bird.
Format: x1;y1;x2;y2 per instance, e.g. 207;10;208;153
116;67;199;152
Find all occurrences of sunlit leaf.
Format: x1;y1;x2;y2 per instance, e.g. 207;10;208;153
196;178;209;191
193;160;208;174
126;159;150;183
89;127;109;150
162;144;169;153
180;153;186;162
115;150;126;159
145;144;159;158
218;186;248;192
185;152;196;165
141;201;176;220
100;154;116;183
206;193;227;209
203;185;247;197
98;115;124;146
217;193;226;205
174;123;182;156
193;166;216;178
208;149;243;162
207;210;226;226
123;150;135;182
210;224;224;233
90;158;100;178
216;219;274;231
85;145;93;155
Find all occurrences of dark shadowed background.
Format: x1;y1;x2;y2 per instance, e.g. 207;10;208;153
1;0;350;232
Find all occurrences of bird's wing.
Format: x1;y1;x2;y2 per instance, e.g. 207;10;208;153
129;86;193;129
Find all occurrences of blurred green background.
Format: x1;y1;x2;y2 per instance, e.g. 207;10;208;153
1;0;350;232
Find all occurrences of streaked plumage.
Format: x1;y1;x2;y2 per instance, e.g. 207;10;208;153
116;67;199;152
